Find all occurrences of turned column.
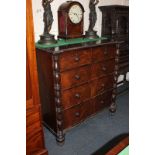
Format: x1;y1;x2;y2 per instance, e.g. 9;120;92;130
52;54;65;145
109;43;120;113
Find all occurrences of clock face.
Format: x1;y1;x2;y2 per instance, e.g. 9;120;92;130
69;5;83;24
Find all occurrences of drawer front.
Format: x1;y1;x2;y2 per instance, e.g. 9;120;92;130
62;83;91;110
91;74;114;97
59;48;91;71
91;59;115;79
93;91;112;113
61;65;91;90
63;101;93;129
92;45;116;62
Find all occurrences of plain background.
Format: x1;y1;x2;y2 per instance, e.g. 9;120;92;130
0;0;155;155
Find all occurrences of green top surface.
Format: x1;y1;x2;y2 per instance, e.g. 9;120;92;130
118;146;129;155
35;37;108;49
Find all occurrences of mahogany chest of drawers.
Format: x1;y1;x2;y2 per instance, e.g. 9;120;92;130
36;41;120;144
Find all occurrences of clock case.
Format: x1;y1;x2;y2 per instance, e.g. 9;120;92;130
58;1;85;39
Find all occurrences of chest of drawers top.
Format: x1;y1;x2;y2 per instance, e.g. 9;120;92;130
36;40;119;54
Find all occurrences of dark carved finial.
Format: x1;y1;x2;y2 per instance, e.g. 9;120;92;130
85;0;99;39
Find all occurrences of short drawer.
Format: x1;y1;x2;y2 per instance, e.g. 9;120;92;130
59;48;91;71
62;83;91;110
93;91;112;113
91;59;115;79
91;74;114;97
61;65;91;90
63;101;93;129
92;45;116;62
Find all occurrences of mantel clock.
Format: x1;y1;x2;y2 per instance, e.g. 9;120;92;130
58;1;85;39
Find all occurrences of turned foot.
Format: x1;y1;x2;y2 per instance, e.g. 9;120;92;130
56;139;65;146
56;134;65;146
109;102;117;113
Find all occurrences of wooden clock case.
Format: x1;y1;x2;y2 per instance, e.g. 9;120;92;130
58;1;85;39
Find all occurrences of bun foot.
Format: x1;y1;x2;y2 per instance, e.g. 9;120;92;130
56;135;65;146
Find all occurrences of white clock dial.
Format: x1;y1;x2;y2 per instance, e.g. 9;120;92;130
69;5;83;24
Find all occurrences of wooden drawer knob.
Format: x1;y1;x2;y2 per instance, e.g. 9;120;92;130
75;112;80;117
101;83;105;88
75;93;81;99
102;66;107;71
100;100;104;104
75;75;80;80
74;56;80;62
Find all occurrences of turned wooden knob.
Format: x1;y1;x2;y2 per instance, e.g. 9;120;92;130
100;100;104;104
75;93;81;99
101;83;105;88
75;75;80;80
74;56;80;62
75;112;80;117
102;66;107;71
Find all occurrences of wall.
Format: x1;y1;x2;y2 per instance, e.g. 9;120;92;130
32;0;129;41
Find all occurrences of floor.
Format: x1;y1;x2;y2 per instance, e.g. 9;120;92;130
43;90;129;155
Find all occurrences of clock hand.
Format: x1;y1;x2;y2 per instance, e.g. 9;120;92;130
74;13;79;20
